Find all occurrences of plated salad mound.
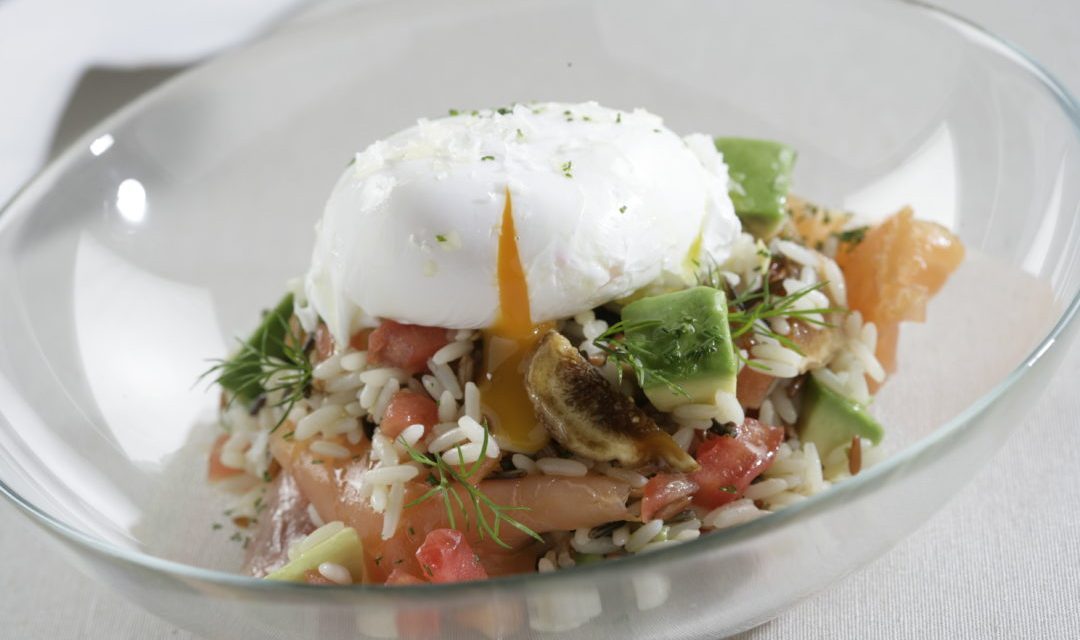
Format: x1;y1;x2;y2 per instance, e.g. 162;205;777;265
203;102;963;587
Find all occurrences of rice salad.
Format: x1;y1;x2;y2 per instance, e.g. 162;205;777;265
202;101;963;588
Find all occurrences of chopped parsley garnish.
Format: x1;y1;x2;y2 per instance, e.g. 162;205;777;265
561;161;573;178
619;205;627;214
616;113;622;124
835;226;869;245
436;234;448;243
480;155;495;162
448;109;460;116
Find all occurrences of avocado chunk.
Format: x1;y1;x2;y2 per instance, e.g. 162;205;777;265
714;137;797;238
218;293;295;402
796;375;884;456
620;286;737;411
266;525;366;583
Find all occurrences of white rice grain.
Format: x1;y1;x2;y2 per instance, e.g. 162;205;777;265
715;390;745;425
358;380;383;410
432;339;473;365
537;457;588;477
318;562;353;585
463;382;481;421
312;354;344;380
749;360;800;379
359;367;408;387
775;239;817;266
364;465;420;485
759;398;777;427
672;425;695;451
625;520;664;553
381;481;405;540
325;371;366;394
429;360;463;400
821;255;847;306
428;427;468;453
306;503;324;527
512;453;539;474
396;423;426;449
441;442;483;466
421;374;444;401
743;478;789;501
370;378;400;423
339;351;368;372
770;389;798;425
612;524;631;548
537;557;557;573
295;405;343;441
298;521;345;554
703;499;764;529
437;390;458;423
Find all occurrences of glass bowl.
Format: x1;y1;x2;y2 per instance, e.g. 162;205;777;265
2;0;1079;638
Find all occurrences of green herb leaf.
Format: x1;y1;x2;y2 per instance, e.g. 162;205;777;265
401;424;542;549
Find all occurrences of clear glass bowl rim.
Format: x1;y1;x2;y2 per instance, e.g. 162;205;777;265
1;0;1078;599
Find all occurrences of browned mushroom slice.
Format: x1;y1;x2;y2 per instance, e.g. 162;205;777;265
525;331;699;473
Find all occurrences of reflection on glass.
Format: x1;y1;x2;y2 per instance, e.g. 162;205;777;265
843;124;958;229
74;232;225;465
89;134;114;157
116;178;147;224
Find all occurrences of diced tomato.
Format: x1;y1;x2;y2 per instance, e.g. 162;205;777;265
385;568;427;585
837;207;964;374
736;367;774;410
415;529;488;584
314;323;334;363
690;418;784;509
350;328;373;352
641;474;699;522
207;434;244;482
368;320;451;375
381;390;440;439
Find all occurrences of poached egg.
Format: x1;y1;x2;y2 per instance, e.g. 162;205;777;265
301;101;740;344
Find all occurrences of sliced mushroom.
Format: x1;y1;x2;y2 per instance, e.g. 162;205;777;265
525;331;699;473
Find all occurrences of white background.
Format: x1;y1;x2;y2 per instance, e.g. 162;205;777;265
0;0;1078;637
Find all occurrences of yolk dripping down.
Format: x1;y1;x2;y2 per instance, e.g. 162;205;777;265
479;189;553;453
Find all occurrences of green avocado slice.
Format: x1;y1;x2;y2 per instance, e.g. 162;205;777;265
620;286;737;411
714;137;797;238
796;375;884;456
266;526;366;583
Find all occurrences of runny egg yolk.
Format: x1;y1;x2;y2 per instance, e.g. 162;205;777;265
479;189;553;453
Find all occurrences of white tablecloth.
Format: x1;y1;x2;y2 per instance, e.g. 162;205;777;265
2;1;1079;637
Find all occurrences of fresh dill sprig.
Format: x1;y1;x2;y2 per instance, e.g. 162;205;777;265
199;302;312;433
401;426;542;549
727;281;845;370
593;320;691;398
